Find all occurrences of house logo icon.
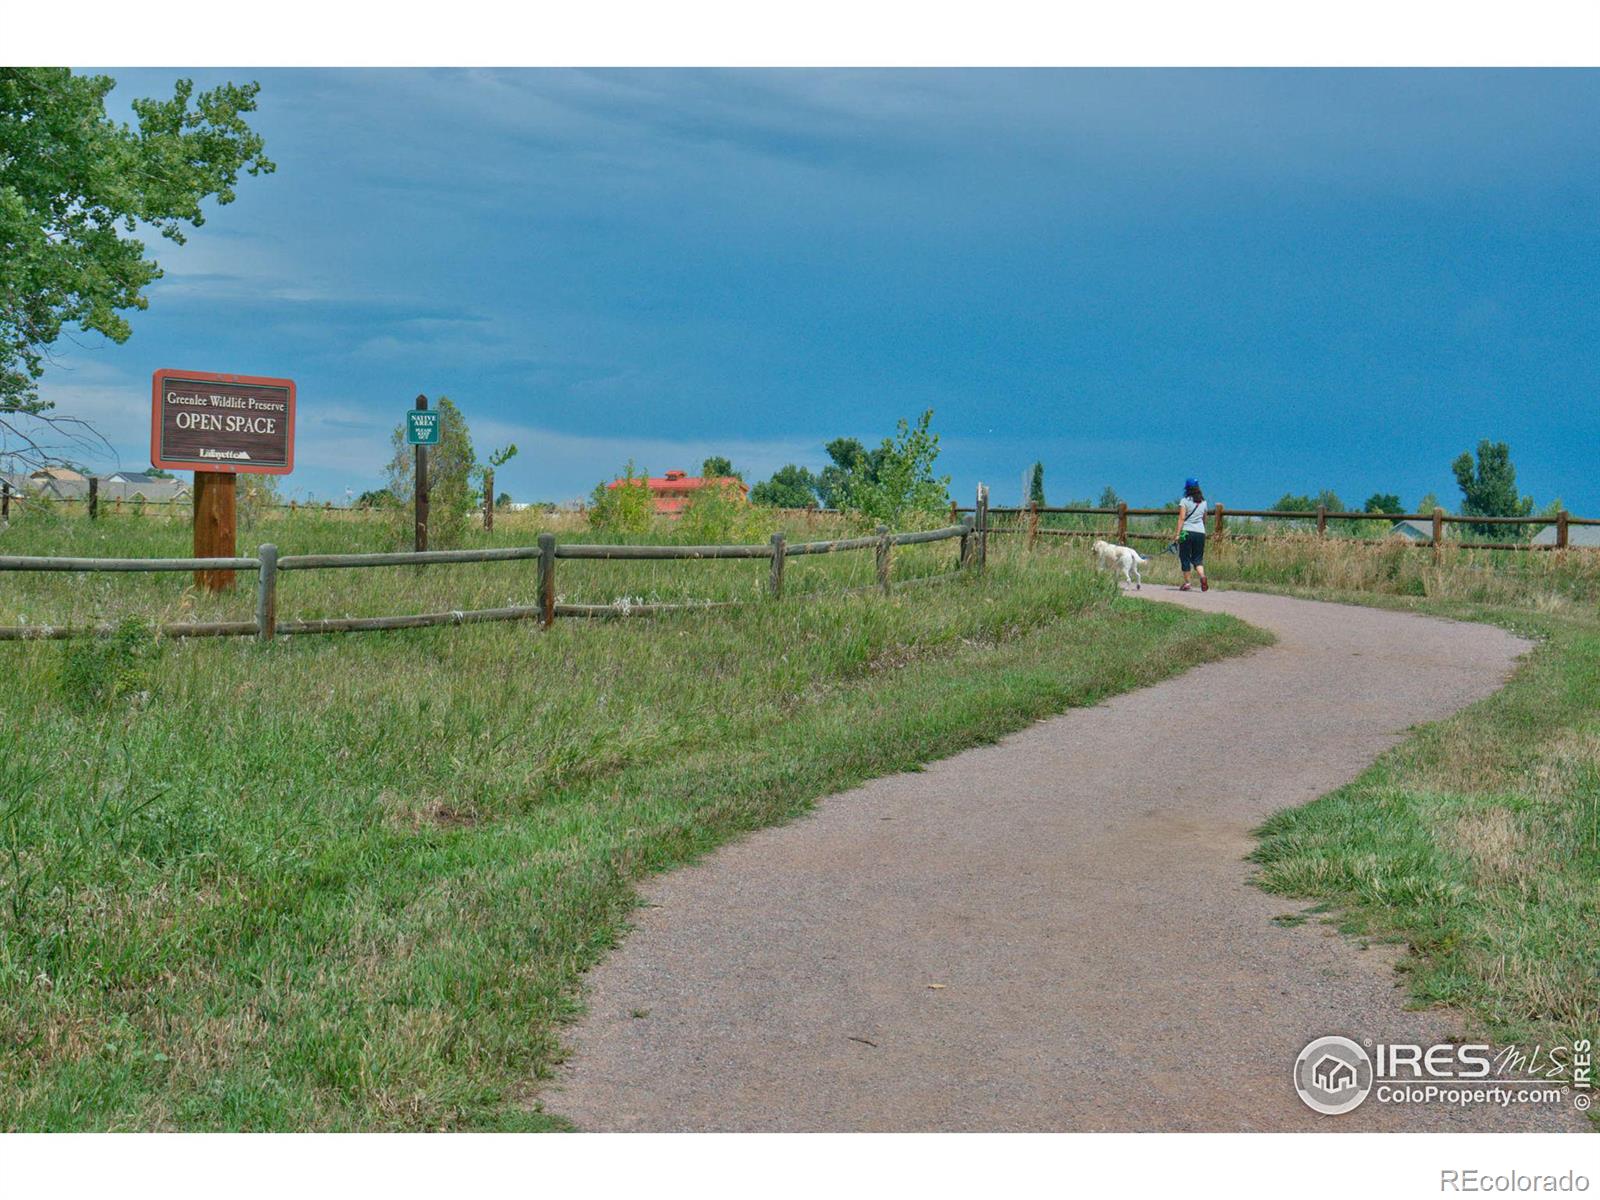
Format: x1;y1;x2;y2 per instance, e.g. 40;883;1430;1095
1294;1036;1374;1115
1313;1055;1357;1093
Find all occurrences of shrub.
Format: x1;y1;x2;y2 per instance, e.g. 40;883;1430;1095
238;474;281;528
58;617;159;713
588;462;655;535
677;479;773;545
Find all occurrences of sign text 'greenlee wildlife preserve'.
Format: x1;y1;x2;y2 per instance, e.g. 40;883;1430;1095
150;368;297;474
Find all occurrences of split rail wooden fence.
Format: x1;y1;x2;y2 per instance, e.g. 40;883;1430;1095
0;520;975;642
955;495;1597;562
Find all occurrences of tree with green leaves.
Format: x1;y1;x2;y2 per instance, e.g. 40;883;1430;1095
817;437;872;510
0;68;273;466
750;464;820;508
473;443;517;507
840;410;950;524
484;444;518;472
1274;490;1346;518
1363;492;1402;514
700;455;741;481
1097;485;1122;510
1452;440;1534;540
384;397;478;547
1026;462;1046;508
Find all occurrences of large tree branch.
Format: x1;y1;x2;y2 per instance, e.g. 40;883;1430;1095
0;409;116;473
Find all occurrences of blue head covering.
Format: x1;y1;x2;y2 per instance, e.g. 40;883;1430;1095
1184;477;1200;491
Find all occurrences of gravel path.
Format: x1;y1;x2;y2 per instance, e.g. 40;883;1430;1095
548;588;1584;1131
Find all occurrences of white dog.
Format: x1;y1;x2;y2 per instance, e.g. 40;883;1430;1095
1093;539;1149;589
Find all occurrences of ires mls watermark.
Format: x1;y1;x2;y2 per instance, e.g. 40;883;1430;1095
1440;1170;1590;1193
1293;1035;1592;1116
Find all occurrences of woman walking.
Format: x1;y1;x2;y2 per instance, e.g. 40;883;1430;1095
1175;477;1209;592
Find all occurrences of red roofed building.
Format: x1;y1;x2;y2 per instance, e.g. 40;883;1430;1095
607;469;749;516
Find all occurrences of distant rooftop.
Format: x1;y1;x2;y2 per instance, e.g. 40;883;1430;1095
1389;519;1434;541
1532;523;1600;547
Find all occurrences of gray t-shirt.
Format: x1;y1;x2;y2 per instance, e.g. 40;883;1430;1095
1180;498;1207;534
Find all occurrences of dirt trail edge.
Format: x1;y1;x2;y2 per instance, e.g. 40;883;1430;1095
548;588;1583;1131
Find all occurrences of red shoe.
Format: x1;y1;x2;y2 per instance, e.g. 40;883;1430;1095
1179;583;1192;591
1200;575;1209;592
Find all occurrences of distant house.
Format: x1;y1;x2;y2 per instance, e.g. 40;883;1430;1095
101;478;189;504
1532;523;1600;549
30;474;91;501
30;467;86;485
607;469;749;517
18;468;187;505
1389;519;1435;542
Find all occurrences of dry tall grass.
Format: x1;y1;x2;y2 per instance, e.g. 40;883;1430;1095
1207;533;1600;610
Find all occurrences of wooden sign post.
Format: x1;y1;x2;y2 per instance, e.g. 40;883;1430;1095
406;395;437;552
150;369;296;592
193;470;239;590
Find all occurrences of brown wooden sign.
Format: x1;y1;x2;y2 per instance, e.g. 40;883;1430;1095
150;369;296;474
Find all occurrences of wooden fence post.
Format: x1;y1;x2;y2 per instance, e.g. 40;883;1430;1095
949;500;958;525
484;467;494;532
959;515;973;569
1214;501;1226;539
88;476;99;520
255;543;278;642
769;531;786;599
1317;504;1327;536
1027;501;1039;552
1;481;9;522
115;496;123;515
976;484;989;572
1116;501;1128;544
1557;509;1570;550
1432;507;1444;564
875;523;892;595
538;532;556;628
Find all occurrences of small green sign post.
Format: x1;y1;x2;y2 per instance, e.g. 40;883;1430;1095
406;410;441;446
408;396;433;552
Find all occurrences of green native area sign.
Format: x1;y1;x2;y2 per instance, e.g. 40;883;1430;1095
406;410;441;446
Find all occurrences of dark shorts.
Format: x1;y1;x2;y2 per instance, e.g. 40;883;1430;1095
1180;531;1206;570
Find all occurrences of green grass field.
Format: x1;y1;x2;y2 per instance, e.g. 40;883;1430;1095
1203;537;1600;1085
0;507;1266;1129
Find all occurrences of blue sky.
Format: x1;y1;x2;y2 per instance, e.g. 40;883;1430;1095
35;68;1600;509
